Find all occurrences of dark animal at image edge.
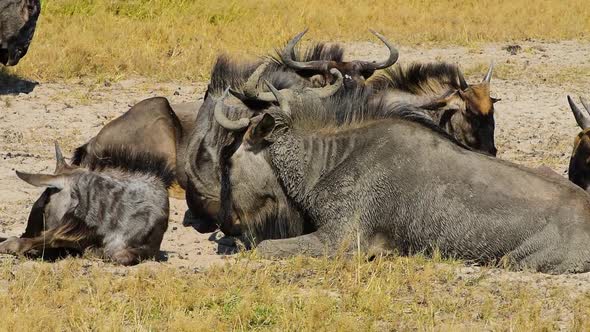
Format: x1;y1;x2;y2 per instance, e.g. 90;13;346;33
0;0;41;65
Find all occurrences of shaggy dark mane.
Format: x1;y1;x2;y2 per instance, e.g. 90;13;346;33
207;55;264;97
369;62;463;97
83;145;175;188
271;85;468;149
207;55;304;99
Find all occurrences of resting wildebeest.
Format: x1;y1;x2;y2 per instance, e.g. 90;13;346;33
184;55;346;235
0;143;171;265
567;95;590;191
278;29;398;88
0;0;40;66
370;62;500;156
215;81;590;274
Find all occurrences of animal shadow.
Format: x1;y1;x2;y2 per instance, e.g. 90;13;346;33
0;69;38;95
181;209;246;255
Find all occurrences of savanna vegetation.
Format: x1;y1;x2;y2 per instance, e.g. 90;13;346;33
1;253;589;331
3;0;590;82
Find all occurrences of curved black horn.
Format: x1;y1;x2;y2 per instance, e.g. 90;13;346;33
214;88;251;131
281;29;331;72
264;81;291;116
243;62;269;99
482;61;494;84
568;95;590;130
457;69;469;91
358;29;399;70
313;69;344;98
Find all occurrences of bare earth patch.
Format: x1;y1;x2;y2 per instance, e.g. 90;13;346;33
1;40;590;329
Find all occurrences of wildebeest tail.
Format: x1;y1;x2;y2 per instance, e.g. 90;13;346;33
71;142;89;166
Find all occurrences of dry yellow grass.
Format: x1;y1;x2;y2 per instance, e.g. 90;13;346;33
1;254;588;331
4;0;590;82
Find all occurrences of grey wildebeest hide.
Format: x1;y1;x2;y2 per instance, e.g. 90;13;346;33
369;62;500;156
216;81;590;274
0;143;172;265
0;0;40;66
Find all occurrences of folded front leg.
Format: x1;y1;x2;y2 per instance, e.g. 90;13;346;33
256;231;333;258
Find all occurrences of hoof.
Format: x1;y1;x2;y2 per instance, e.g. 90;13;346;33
168;182;186;200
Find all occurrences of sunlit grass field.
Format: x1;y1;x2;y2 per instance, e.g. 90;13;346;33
2;254;589;331
5;0;590;82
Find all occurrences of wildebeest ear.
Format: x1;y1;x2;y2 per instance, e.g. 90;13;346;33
251;113;276;141
422;91;463;111
16;171;66;189
54;141;68;173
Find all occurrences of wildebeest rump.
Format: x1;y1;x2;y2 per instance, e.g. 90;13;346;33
71;96;201;198
370;62;500;156
0;0;40;66
216;82;590;274
0;143;171;265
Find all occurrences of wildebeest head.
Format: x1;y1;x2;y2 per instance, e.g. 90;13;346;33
421;63;500;156
212;74;345;240
567;96;590;191
280;29;398;88
0;0;41;66
17;143;85;237
184;56;342;234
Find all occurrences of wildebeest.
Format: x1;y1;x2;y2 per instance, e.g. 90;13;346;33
215;80;590;274
279;29;399;88
370;62;500;156
0;143;171;265
183;53;347;234
0;0;40;66
71;97;201;199
567;96;590;191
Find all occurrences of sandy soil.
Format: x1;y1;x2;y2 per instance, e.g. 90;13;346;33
1;40;590;278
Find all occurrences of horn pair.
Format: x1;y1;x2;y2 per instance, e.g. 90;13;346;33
239;62;344;102
214;83;292;132
281;29;399;73
457;62;494;90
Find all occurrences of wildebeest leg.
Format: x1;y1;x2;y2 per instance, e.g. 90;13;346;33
0;222;87;255
256;231;329;258
168;182;186;200
0;234;83;256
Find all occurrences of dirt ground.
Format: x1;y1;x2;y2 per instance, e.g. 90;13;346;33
1;40;590;277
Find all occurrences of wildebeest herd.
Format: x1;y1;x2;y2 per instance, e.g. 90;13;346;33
3;5;590;274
